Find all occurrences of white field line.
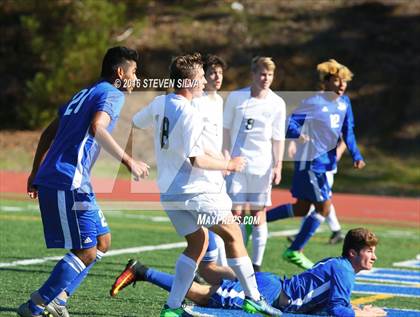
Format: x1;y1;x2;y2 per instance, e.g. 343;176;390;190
352;290;420;298
2;204;419;238
355;277;420;285
0;242;187;268
104;210;170;222
0;229;303;268
0;205;170;222
393;259;420;269
0;205;38;212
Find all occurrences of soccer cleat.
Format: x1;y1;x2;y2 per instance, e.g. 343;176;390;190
110;259;148;297
17;301;50;317
242;297;283;316
282;249;314;270
329;231;345;245
45;299;70;317
160;304;194;317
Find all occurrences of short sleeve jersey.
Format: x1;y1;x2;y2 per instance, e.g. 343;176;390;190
34;80;125;191
287;92;363;173
191;93;225;192
223;87;286;175
132;93;207;195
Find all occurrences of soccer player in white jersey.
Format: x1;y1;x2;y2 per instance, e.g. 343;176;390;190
191;54;236;283
17;47;150;317
129;53;282;317
223;57;286;272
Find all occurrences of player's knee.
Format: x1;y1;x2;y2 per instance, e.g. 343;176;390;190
313;207;329;217
186;228;208;249
320;209;330;217
316;202;331;217
221;224;241;245
292;202;308;217
97;233;111;253
72;248;97;266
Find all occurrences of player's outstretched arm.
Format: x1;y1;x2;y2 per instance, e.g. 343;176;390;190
28;117;60;199
90;111;149;180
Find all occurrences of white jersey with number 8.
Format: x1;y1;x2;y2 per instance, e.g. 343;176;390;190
133;93;207;195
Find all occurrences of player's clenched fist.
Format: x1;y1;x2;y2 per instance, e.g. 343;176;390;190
227;156;246;172
353;160;366;169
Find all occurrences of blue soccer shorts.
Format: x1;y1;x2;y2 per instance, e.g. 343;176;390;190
291;169;332;202
38;186;110;249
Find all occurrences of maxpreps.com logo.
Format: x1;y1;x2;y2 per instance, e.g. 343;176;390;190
197;214;260;225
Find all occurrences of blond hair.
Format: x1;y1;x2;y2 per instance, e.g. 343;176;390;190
251;56;276;73
317;59;353;82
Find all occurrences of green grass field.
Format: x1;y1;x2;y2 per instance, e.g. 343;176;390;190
0;199;419;316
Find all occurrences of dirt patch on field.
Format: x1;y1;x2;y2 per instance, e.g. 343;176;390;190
0;130;40;156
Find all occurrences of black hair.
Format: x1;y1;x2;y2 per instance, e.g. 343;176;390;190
101;46;138;79
203;54;227;73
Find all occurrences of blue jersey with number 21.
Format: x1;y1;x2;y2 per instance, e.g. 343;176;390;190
34;80;125;191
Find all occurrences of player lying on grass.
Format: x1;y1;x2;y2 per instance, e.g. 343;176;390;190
111;228;386;317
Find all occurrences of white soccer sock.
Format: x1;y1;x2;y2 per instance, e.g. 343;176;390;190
166;254;197;309
251;223;268;266
215;234;228;266
96;250;105;261
326;204;341;232
227;256;260;300
313;211;326;223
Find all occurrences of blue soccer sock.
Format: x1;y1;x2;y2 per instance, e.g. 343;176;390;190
290;212;325;251
64;250;104;297
266;204;294;222
145;268;174;292
31;253;85;313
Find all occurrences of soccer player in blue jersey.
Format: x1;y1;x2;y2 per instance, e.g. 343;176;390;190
266;59;366;269
17;47;150;317
110;228;386;316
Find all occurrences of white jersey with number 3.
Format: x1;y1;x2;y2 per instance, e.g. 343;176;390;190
132;93;207;195
224;87;286;175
